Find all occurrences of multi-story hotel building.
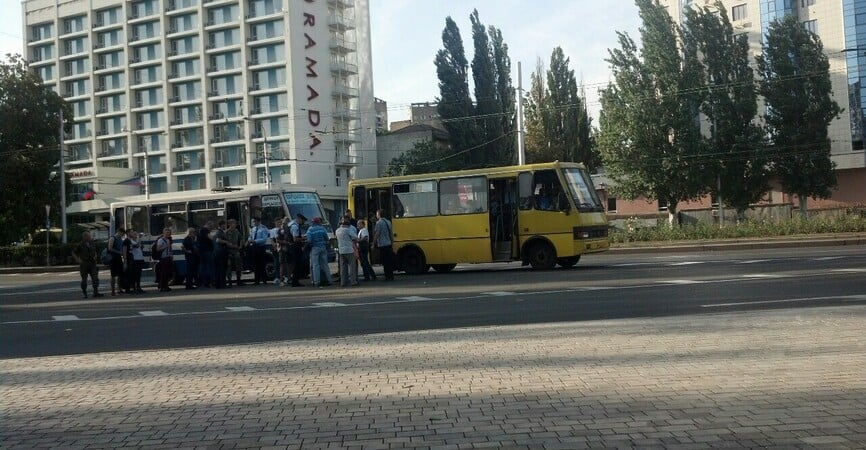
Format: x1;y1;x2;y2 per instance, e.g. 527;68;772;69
656;0;866;209
22;0;376;221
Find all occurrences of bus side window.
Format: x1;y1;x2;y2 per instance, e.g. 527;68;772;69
113;208;125;232
518;172;533;210
353;186;366;220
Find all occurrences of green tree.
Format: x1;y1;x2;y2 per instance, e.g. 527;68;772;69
470;9;503;168
524;58;549;162
523;49;598;171
384;140;454;176
598;0;708;225
757;15;842;218
488;24;515;165
682;3;769;219
435;17;480;168
0;54;72;245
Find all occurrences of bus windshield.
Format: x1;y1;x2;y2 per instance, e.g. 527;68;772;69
283;192;329;227
562;168;603;212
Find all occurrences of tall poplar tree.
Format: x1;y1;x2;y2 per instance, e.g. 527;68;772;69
598;0;708;225
435;17;479;168
757;15;841;217
682;3;768;218
489;25;515;165
470;10;504;167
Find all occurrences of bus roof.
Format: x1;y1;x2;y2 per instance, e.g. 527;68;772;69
350;161;587;186
109;185;319;208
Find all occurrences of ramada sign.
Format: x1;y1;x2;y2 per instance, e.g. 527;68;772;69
302;0;322;153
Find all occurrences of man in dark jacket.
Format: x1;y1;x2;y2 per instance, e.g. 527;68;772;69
73;231;104;298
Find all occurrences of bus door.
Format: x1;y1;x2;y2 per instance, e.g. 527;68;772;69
366;187;391;264
489;178;517;261
225;199;250;236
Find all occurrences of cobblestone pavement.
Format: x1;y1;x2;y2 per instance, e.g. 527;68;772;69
2;305;865;449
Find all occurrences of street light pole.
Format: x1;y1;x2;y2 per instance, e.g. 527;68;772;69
263;130;271;189
125;127;149;199
58;109;67;243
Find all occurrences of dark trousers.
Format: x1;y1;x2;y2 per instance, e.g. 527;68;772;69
198;251;214;286
185;255;199;288
291;245;305;284
251;245;267;283
157;257;173;290
79;264;100;294
214;250;228;288
359;244;376;280
127;260;143;291
378;245;395;280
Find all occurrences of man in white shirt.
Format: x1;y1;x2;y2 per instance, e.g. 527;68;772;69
335;218;358;287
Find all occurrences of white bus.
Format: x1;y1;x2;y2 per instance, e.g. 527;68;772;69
109;186;333;281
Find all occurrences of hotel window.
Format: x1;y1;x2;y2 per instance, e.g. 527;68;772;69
95;7;121;27
100;94;125;113
250;43;285;64
253;93;287;114
171;36;199;55
803;19;817;33
36;65;54;82
98;51;124;69
172;59;200;78
97;73;124;91
209;51;242;71
134;66;161;84
252;67;286;90
132;21;160;40
208;29;240;48
206;5;240;26
63;37;88;55
732;4;747;21
130;0;159;18
171;13;199;33
30;23;52;41
73;100;90;117
172;81;201;102
63;16;86;34
211;75;241;95
249;20;284;40
134;43;161;62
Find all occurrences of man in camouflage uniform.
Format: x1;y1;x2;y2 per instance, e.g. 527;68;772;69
73;231;104;299
225;218;244;286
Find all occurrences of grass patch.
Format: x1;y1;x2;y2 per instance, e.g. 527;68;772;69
610;215;866;244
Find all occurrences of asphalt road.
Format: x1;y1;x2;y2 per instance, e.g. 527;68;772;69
1;245;864;359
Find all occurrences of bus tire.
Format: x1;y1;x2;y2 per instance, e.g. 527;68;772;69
431;263;457;273
557;256;580;268
527;241;557;270
399;247;429;275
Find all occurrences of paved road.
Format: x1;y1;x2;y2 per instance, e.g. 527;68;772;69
1;246;864;358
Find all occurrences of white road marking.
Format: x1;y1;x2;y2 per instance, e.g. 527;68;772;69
312;302;346;307
703;294;866;308
668;261;705;266
481;291;516;296
139;310;168;316
813;256;845;261
226;306;257;312
612;263;654;267
737;259;771;264
572;286;615;291
832;268;866;273
741;274;789;279
658;280;706;285
397;296;434;302
53;315;79;321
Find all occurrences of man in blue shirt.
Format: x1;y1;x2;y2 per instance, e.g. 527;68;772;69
373;209;395;281
248;217;269;284
306;216;331;287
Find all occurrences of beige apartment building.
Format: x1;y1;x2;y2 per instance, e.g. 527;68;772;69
603;0;866;222
22;0;377;221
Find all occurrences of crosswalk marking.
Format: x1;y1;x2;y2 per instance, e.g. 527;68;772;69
737;259;771;264
832;268;866;273
658;280;706;285
741;274;789;279
53;315;79;321
813;256;845;261
226;306;257;312
397;296;434;302
668;261;705;266
139;310;168;316
312;302;346;307
481;291;516;296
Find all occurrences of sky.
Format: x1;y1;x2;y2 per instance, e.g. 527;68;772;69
0;1;642;124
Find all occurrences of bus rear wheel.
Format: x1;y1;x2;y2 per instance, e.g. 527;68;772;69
527;241;557;270
432;263;457;273
399;247;429;275
557;256;580;268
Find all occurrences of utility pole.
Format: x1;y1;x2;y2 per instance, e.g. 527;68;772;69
516;61;526;165
58;109;67;243
45;205;51;266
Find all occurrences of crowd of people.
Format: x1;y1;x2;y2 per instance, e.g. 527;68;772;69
71;209;396;299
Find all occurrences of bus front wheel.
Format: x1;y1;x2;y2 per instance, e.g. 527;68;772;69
399;247;429;275
527;242;557;270
557;256;580;268
432;263;457;273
